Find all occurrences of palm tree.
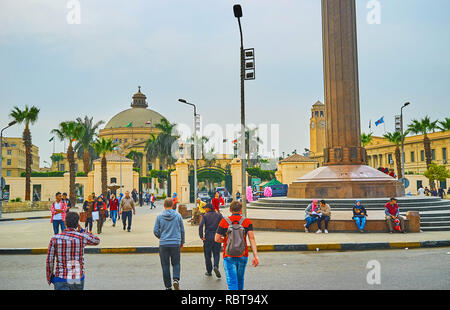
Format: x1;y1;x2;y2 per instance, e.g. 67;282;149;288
383;131;404;179
407;116;438;169
9;106;40;201
92;138;117;197
146;118;180;170
51;121;84;207
361;132;373;147
50;153;64;171
438;117;450;132
74;116;104;175
126;150;144;174
238;127;263;168
187;134;210;160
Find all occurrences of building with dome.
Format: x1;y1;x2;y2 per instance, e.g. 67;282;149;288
98;87;167;178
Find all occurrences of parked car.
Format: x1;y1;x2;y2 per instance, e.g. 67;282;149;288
198;192;211;203
215;187;232;203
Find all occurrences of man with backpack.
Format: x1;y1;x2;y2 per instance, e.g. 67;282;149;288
215;201;259;290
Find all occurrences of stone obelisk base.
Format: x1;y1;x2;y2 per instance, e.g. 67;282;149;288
288;165;405;199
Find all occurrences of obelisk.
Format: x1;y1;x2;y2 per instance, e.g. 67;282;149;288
288;0;404;198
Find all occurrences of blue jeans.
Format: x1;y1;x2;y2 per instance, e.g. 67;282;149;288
305;216;317;228
122;211;132;230
159;246;181;289
52;220;65;234
54;279;84;290
110;210;118;224
223;256;248;290
354;216;366;230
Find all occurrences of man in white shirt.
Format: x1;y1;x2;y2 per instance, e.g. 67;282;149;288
51;192;68;234
418;187;425;197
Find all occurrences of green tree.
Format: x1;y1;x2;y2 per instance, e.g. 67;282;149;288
51;121;84;207
361;132;373;147
50;153;65;171
383;131;404;179
92;138;117;197
237;127;263;168
9;105;40;201
145;118;180;170
438;117;450;132
74;116;104;175
424;163;450;189
407;116;438;169
126;150;144;175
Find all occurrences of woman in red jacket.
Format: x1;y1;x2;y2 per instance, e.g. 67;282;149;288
211;192;225;213
109;193;119;227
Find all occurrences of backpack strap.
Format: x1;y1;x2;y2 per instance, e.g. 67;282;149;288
238;217;246;225
224;217;232;226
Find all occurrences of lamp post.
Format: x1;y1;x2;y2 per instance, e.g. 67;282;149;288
400;102;410;185
305;148;318;168
179;99;198;203
0;120;18;218
233;4;255;216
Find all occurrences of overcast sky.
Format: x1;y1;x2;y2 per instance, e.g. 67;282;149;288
0;0;449;167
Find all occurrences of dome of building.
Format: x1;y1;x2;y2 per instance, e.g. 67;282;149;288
104;87;166;129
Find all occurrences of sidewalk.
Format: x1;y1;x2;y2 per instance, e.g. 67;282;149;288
0;205;449;252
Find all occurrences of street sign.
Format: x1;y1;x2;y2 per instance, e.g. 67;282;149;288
251;178;261;186
399;178;410;188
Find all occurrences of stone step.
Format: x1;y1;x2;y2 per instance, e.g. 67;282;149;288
420;217;450;222
420;221;450;227
421;226;450;231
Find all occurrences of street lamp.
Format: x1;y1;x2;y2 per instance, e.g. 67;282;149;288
400;102;410;185
179;99;199;203
305;148;318;168
233;4;255;217
0;120;18;218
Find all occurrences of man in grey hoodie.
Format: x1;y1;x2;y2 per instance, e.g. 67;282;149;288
153;198;185;290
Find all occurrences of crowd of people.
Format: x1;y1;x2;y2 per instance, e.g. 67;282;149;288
303;198;408;234
418;186;448;198
46;190;259;291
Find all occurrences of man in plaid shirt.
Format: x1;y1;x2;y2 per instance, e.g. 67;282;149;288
46;212;100;290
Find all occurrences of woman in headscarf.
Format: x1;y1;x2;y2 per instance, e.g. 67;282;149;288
353;200;368;233
304;199;320;233
172;192;178;210
83;195;94;233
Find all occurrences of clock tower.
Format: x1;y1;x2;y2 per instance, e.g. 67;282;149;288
310;100;326;154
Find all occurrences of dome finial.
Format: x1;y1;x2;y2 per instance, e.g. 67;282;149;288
131;87;148;108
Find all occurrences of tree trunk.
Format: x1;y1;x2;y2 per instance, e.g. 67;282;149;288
83;149;90;175
67;143;76;208
424;135;432;168
395;146;402;179
23;126;32;201
101;155;107;197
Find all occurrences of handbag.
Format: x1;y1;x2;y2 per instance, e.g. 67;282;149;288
79;211;87;223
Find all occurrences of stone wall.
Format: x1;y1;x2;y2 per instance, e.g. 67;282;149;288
2;201;52;213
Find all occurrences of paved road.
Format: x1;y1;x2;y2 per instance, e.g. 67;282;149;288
1;248;449;290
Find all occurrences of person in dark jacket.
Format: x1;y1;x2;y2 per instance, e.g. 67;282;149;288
153;198;185;290
82;195;94;233
93;196;106;234
199;203;223;278
352;200;367;233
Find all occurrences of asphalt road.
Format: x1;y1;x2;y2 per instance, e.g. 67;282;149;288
1;248;449;290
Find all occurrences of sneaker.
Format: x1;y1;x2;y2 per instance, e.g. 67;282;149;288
324;230;328;234
112;223;115;227
166;287;172;290
205;272;212;276
173;279;180;290
123;227;126;231
127;229;131;232
305;228;309;233
316;230;322;234
213;268;221;278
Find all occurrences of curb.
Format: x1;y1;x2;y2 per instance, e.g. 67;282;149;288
0;216;51;222
1;240;450;255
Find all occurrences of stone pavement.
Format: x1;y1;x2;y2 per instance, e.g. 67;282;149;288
0;201;449;250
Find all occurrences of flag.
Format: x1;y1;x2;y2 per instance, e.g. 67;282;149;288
125;122;133;128
375;117;384;126
49;137;54;142
233;139;237;144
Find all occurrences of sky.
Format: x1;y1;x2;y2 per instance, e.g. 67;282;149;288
0;0;449;167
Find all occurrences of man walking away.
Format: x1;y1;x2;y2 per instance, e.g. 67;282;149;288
151;193;156;209
215;201;259;290
385;198;407;233
153;198;185;290
46;212;100;290
51;192;68;235
199;203;223;278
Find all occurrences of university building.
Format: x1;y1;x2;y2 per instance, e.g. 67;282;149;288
1;137;40;177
